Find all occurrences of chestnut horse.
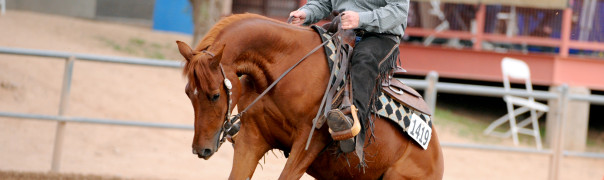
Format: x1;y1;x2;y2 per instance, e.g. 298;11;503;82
177;13;444;179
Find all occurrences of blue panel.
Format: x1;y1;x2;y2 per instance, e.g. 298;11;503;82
152;0;193;34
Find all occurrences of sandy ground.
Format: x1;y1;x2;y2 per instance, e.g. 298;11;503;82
0;11;603;180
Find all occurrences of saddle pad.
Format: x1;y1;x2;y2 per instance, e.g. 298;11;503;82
311;25;338;71
311;25;347;92
311;26;433;149
374;91;433;149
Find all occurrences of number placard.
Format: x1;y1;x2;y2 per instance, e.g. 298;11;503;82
406;114;432;150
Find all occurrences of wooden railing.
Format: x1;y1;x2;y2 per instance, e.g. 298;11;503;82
404;0;603;58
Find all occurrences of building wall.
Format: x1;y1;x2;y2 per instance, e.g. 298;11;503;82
6;0;155;26
232;0;298;17
95;0;155;26
6;0;97;19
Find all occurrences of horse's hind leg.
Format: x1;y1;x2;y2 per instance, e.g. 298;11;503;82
382;130;444;180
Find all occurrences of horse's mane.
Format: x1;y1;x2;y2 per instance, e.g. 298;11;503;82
194;13;288;52
183;13;291;90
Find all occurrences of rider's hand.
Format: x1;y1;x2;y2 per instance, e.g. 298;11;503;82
289;10;307;25
341;11;359;30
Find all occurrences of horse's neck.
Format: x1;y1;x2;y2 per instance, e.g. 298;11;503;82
224;22;328;147
225;22;316;91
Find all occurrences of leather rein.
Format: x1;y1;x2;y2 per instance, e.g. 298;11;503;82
206;25;340;148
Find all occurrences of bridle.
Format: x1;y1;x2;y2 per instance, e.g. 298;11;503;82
200;31;340;149
198;50;234;150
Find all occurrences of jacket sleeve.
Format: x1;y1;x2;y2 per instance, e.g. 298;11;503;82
298;0;332;25
358;0;409;33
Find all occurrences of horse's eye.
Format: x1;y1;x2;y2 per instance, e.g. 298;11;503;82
210;93;220;102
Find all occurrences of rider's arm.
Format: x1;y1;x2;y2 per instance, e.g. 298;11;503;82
358;0;409;34
298;0;332;25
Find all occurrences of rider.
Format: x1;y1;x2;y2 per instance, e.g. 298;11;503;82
290;0;409;153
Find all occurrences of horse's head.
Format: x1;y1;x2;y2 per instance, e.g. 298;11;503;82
177;40;232;160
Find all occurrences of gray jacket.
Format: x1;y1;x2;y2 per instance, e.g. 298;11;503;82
299;0;409;36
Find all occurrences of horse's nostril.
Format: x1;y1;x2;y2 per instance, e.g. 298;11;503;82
201;148;213;156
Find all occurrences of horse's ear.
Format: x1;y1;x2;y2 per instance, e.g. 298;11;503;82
209;44;226;68
176;41;193;61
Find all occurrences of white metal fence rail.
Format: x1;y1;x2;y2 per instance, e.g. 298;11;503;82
1;46;603;179
405;72;604;180
0;46;189;172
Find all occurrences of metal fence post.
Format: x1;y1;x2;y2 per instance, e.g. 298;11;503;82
0;0;5;15
50;56;75;172
548;84;568;180
424;71;439;113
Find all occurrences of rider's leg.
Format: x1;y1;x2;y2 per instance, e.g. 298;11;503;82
352;33;399;124
328;34;399;153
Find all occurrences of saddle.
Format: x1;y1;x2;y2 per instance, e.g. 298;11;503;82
313;20;431;129
312;15;356;129
382;75;432;115
308;15;434;168
320;15;356;47
316;68;432;128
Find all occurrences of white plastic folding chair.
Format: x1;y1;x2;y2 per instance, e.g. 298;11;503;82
484;57;548;150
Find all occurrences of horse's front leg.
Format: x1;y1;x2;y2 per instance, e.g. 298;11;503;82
278;125;329;180
229;127;271;180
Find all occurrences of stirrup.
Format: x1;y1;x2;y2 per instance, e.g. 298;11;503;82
327;105;361;141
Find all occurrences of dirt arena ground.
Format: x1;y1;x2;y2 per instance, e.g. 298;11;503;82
1;11;603;180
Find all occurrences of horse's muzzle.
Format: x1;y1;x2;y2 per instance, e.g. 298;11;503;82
192;148;214;160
